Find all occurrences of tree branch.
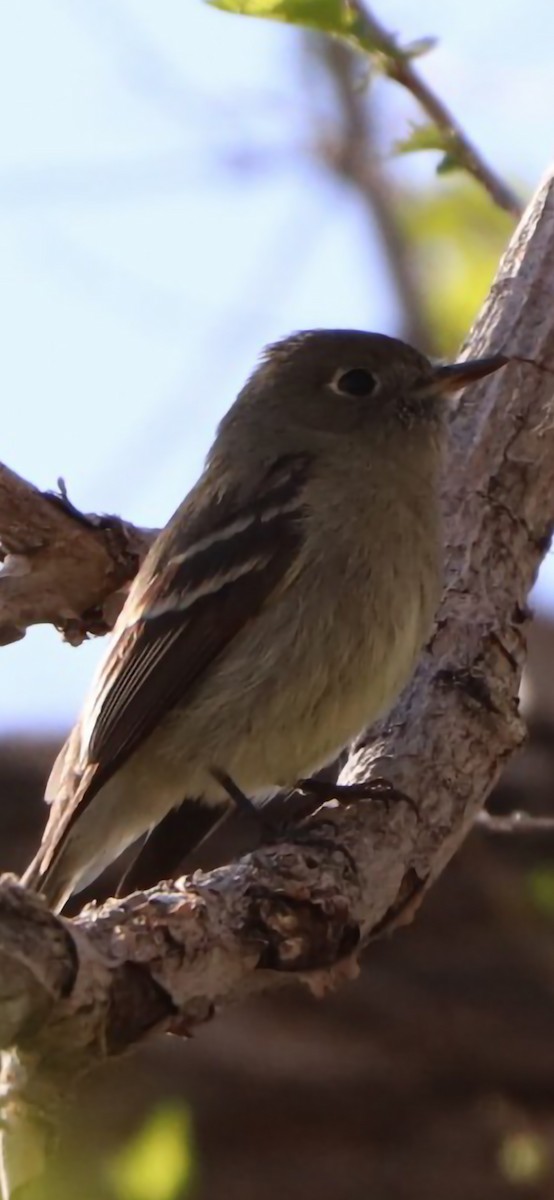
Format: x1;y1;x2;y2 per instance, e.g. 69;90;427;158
0;466;156;646
1;166;554;1195
350;1;523;217
0;824;366;1197
477;809;554;834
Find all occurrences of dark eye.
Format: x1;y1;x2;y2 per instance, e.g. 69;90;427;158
332;367;378;397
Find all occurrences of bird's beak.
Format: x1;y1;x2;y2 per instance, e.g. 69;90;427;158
429;354;509;395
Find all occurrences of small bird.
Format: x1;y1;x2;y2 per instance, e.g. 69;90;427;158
22;330;507;911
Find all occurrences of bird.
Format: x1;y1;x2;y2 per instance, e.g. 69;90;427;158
22;329;508;912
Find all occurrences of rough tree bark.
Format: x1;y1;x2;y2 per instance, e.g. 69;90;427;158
0;466;155;647
1;168;554;1197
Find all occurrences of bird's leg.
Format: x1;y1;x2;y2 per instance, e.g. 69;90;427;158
209;771;417;873
210;768;281;835
209;769;347;859
210;768;356;868
211;767;259;819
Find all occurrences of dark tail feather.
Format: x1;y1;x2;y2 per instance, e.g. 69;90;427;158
117;800;228;896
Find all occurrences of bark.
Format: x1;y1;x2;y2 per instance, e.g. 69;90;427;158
1;167;554;1196
0;467;155;646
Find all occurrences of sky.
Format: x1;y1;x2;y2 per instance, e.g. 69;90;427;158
0;0;553;730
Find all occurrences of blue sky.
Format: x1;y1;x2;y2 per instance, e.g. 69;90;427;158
0;0;553;729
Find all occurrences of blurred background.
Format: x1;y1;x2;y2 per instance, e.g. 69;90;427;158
2;1;554;1197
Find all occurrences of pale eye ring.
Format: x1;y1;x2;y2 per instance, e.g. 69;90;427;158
329;366;379;398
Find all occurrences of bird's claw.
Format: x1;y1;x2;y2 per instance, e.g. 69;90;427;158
296;776;419;820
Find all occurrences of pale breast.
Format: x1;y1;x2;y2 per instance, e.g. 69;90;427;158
153;437;443;796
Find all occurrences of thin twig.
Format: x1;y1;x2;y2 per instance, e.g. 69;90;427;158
349;2;523;217
476;810;554;834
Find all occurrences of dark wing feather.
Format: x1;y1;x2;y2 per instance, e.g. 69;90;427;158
56;453;312;832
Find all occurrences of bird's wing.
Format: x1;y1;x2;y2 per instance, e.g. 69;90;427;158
44;452;312;843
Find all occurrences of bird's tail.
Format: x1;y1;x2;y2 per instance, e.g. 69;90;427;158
20;846;74;914
22;799;229;911
116;799;229;896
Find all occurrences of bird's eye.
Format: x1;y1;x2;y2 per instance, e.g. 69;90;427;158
331;367;378;398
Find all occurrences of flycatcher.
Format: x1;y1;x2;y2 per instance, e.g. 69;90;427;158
22;329;507;911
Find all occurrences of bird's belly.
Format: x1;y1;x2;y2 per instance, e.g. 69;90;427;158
155;567;433;800
236;589;426;787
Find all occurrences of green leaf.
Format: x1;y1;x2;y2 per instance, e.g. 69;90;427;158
394;122;452;157
208;0;358;36
395;126;465;179
436;152;461;175
106;1104;195;1200
206;0;421;59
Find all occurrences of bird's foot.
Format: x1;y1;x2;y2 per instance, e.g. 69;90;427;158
296;776;419;819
